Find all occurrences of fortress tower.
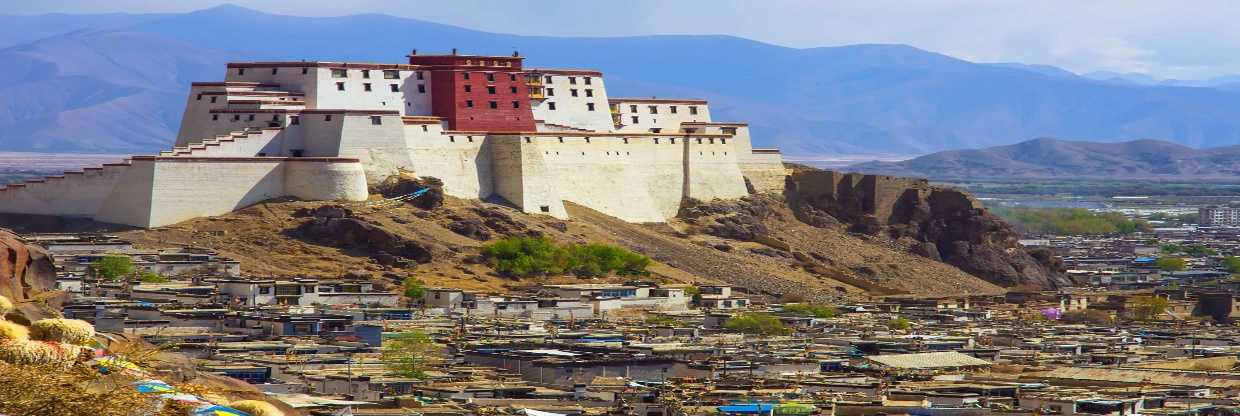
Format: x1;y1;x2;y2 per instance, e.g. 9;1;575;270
0;50;788;228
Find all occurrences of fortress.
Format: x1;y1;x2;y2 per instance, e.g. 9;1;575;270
0;50;787;228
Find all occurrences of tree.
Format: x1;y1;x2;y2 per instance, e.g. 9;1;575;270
402;277;426;300
1156;257;1187;272
1129;296;1170;321
1222;256;1240;273
381;330;441;379
90;255;134;281
480;237;651;278
723;313;790;335
683;286;702;306
137;272;168;284
886;317;912;331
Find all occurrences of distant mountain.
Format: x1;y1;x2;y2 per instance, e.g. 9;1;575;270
849;138;1240;179
10;5;1240;156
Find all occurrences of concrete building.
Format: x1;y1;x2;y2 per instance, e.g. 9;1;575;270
0;50;786;228
1200;206;1240;226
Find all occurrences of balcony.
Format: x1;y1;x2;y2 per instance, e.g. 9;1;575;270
528;86;546;100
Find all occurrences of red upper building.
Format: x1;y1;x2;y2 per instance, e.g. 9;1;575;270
409;51;536;132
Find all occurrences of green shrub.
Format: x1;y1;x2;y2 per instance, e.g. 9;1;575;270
90;255;134;281
137;272;168;284
480;237;650;278
991;207;1146;235
886;317;912;331
1156;257;1187;271
723;313;790;335
403;277;426;300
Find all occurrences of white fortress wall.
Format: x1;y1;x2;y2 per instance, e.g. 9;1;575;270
282;159;369;202
404;123;495;199
94;161;157;227
529;71;615;132
613;100;712;133
487;133;745;223
333;113;414;184
683;136;750;202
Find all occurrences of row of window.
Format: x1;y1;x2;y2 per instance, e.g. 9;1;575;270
621;104;700;115
462;100;523;109
537;150;729;157
540;87;593;98
235;67;424;80
335;82;426;93
464;85;521;94
540;102;596;111
541;75;593;85
209;114;386;125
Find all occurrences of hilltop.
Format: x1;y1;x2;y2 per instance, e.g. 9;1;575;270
850;138;1240;179
0;158;1071;299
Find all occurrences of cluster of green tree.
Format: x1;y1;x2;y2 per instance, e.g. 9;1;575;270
781;303;838;318
402;277;425;300
722;313;790;335
480;237;651;278
886;317;912;331
1127;296;1170;321
1223;256;1240;273
1156;257;1187;271
1160;243;1216;256
1061;309;1113;325
90;255;168;283
991;207;1147;235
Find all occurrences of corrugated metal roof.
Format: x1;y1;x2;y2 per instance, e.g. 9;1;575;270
865;352;991;369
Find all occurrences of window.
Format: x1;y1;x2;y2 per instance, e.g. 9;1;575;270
584;76;592;85
585;89;593;97
362;69;371;79
196;94;202;101
302;68;308;75
509;74;517;81
336;82;345;91
271;67;278;75
331;68;347;78
421;125;428;132
271;115;279;121
363;83;372;91
464;85;472;93
463;73;470;80
487;86;496;94
370;116;382;125
384;70;399;79
512;101;521;108
649;105;658;114
670;105;678;114
545;75;553;83
486;73;495;82
325;115;332;121
629;105;638;112
722;127;737;135
631;116;639;124
290;116;299;125
212;114;219;121
547;88;555;96
259;286;270;295
416;71;424;80
232;114;240;121
510;86;518;94
571;89;579;97
466;100;474;107
548;102;557;110
417;84;426;93
390;84;400;92
569;76;577;84
210;97;218;103
237;68;245;76
540;205;550;213
650;128;662;133
689;106;698;115
489;101;498;109
587;103;595;111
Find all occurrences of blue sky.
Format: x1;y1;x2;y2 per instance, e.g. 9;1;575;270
9;0;1238;80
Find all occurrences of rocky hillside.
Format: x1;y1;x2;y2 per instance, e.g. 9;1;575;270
0;168;1066;300
0;229;65;323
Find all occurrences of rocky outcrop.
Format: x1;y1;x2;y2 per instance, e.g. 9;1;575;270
292;206;433;266
373;173;444;210
0;230;64;323
784;167;1072;289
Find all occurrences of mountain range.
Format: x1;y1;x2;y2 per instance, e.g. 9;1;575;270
849;138;1240;179
10;5;1240;156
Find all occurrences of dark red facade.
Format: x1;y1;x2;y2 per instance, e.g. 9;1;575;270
410;53;536;132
